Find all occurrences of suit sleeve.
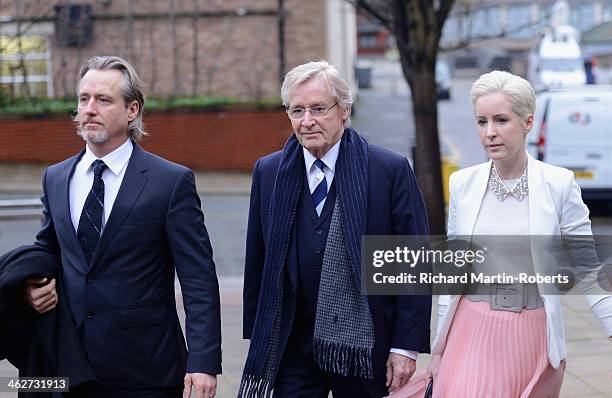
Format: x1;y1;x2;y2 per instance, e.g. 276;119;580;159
34;168;61;254
559;173;591;235
166;169;222;374
390;158;432;353
436;172;459;335
243;159;265;339
446;171;458;237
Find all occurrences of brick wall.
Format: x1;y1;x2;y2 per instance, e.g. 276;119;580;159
0;109;291;171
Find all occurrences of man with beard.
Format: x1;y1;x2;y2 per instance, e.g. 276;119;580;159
21;56;221;398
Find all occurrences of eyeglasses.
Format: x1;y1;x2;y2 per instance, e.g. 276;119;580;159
286;103;338;119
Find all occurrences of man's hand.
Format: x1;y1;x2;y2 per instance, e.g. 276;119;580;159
183;373;217;398
386;352;416;393
24;278;57;314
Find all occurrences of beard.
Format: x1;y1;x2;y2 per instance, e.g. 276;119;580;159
77;126;110;144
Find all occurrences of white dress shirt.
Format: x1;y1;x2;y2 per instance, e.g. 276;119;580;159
303;142;418;361
303;142;339;215
70;139;133;232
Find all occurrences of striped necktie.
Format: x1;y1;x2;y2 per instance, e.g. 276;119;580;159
77;159;107;265
312;159;328;216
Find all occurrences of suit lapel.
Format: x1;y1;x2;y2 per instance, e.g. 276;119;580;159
527;154;558;235
461;160;491;236
89;143;149;269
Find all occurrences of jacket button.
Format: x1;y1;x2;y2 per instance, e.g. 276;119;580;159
86;310;95;319
316;229;323;235
315;248;322;254
86;275;94;283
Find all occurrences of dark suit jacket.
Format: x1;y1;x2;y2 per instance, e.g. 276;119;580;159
243;143;431;391
33;142;221;389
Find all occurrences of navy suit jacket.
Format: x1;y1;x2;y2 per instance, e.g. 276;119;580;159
33;142;221;389
243;142;431;389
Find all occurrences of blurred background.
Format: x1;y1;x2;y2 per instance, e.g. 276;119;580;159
1;0;611;396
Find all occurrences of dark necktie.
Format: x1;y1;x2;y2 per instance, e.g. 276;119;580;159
77;159;107;265
312;159;328;215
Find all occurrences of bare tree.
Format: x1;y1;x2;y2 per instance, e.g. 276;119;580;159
125;0;135;62
11;0;31;98
191;0;199;96
170;0;181;96
146;12;159;93
351;0;454;234
202;17;234;96
239;18;276;101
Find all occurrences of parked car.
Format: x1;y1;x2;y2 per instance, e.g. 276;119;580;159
527;86;612;200
436;60;452;100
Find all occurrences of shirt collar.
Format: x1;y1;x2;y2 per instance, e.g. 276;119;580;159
83;139;133;176
303;139;341;173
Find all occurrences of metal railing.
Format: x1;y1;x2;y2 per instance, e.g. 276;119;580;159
0;198;43;219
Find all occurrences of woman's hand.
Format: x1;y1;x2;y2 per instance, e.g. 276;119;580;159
424;354;441;382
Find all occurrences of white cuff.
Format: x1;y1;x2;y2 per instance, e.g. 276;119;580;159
390;348;419;361
591;296;612;337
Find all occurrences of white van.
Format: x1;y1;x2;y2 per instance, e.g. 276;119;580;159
528;26;587;90
527;86;612;199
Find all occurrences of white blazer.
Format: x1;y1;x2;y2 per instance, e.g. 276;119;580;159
433;154;612;368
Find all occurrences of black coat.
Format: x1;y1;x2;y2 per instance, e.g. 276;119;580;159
0;245;95;397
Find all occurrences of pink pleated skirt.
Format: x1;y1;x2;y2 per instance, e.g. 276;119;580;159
394;298;565;398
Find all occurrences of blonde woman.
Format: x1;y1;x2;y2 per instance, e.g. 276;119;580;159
393;70;612;398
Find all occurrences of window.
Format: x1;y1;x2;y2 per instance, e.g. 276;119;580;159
604;3;612;21
359;34;378;49
442;17;459;40
469;7;502;37
570;3;595;32
506;5;536;38
443;6;501;41
0;35;52;98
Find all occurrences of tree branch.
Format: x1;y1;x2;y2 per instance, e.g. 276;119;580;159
440;4;556;52
350;0;392;31
435;0;455;34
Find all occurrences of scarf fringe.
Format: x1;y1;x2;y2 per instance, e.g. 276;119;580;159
238;374;274;398
313;338;374;380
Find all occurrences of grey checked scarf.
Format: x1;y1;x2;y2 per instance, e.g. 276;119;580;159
239;128;373;397
313;199;375;379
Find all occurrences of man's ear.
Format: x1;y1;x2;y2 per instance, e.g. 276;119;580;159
127;101;139;122
342;106;351;124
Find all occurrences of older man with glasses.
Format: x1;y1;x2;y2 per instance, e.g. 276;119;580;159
240;61;431;398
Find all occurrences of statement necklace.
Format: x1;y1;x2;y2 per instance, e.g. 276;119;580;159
488;165;529;202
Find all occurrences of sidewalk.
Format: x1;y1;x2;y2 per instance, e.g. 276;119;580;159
1;169;611;397
0;163;253;198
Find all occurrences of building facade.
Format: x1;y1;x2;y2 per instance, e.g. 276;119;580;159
0;0;356;100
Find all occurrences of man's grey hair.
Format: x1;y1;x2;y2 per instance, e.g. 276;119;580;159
470;70;536;121
281;60;353;127
76;55;147;141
